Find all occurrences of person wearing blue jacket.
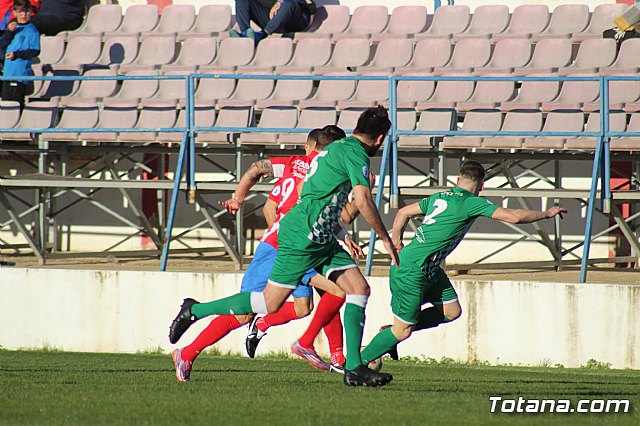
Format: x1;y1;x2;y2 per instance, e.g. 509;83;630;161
230;0;313;45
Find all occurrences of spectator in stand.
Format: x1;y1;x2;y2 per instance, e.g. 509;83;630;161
230;0;313;45
0;0;40;32
604;4;640;51
29;0;84;36
0;0;39;109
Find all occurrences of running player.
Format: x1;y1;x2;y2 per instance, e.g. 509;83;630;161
360;160;567;372
169;106;398;387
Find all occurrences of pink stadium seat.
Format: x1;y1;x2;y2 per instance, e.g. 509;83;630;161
64;69;118;102
80;99;138;143
217;74;275;108
0;101;21;132
357;38;413;75
583;76;640;113
565;112;626;150
610;113;640;151
433;38;491;75
94;35;140;69
456;75;516;112
415;5;470;40
198;106;253;144
474;39;532;75
531;4;589;42
513;39;572;76
120;100;178;143
158;101;216;143
194;76;235;106
452;5;509;42
331;5;389;41
178;4;232;40
396;74;436;108
557;39;617;76
237;38;294;74
441;110;502;149
572;4;629;43
255;74;314;109
522;111;584;149
540;75;599;112
482;111;543;149
337;108;365;131
298;73;356;108
371;6;428;42
141;5;195;39
150;71;190;102
31;69;81;103
119;36;177;73
106;4;159;37
416;74;475;110
395;39;452;75
294;5;351;41
111;70;159;102
600;39;640;75
278;108;338;144
275;38;332;74
314;39;372;75
35;35;65;69
240;107;298;145
50;35;102;71
337;73;388;109
2;101;58;141
500;74;560;111
199;38;255;74
65;4;123;39
492;5;550;42
161;37;217;73
399;109;456;148
42;99;100;142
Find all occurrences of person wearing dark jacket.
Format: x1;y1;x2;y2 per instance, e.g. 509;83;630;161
29;0;84;36
230;0;311;45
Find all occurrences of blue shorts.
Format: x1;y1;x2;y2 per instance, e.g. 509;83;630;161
240;242;315;298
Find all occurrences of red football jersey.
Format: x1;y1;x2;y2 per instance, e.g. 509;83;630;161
261;151;318;249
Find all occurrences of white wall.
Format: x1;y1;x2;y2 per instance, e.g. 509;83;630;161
2;267;638;369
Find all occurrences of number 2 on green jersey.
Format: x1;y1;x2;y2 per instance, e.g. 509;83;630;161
423;199;448;225
304;151;329;182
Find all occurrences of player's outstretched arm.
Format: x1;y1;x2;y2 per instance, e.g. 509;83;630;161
218;159;274;215
352;184;399;266
491;206;567;224
391;202;423;251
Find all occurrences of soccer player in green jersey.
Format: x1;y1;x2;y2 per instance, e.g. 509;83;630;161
169;106;399;387
360;160;567;371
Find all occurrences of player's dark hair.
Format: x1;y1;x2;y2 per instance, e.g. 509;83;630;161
354;105;391;140
306;128;323;145
13;0;32;10
316;124;346;149
459;160;486;183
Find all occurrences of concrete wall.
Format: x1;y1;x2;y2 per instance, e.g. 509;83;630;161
2;267;638;369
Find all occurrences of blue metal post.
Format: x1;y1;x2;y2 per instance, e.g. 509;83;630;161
602;76;611;213
187;75;196;204
389;76;399;208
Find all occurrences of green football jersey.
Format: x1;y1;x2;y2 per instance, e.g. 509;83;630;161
400;187;499;277
281;136;371;245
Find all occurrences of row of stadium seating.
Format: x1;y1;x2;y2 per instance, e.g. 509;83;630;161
61;3;627;44
1;100;638;150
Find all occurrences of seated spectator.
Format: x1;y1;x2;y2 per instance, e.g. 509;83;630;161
0;0;39;109
0;0;41;32
29;0;84;36
230;0;313;45
604;4;640;50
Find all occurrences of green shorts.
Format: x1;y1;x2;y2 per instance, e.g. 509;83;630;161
389;263;458;324
268;236;356;289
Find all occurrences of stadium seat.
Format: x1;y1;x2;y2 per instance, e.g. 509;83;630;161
64;69;118;102
194;75;235;106
161;37;217;73
331;5;389;41
80;99;138;143
600;39;640;76
557;39;617;76
492;5;549;42
277;107;338;144
158;101;216;143
237;38;294;74
483;111;543;149
398;108;456;148
240;107;298;145
540;75;599;112
119;36;177;73
337;108;365;131
274;38;332;74
610;113;640;150
396;74;436;108
531;4;589;42
441;109;502;149
141;5;195;39
451;5;509;42
294;5;351;41
254;74;314;109
92;35;140;70
298;73;356;108
42;98;100;142
522;111;584;149
513;39;572;76
120;100;178;143
199;38;255;74
337;73;388;109
456;75;516;112
217;74;275;108
149;71;191;103
583;76;640;113
65;4;123;39
31;69;81;103
500;74;560;111
314;38;372;74
177;4;232;40
370;5;428;42
197;106;253;144
49;35;102;72
34;35;66;71
0;101;22;133
433;38;491;75
565;112;626;150
416;74;475;110
474;39;532;75
111;70;160;102
394;108;417;140
357;38;413;75
395;38;452;75
572;3;628;43
105;4;159;38
414;5;471;40
2;101;58;141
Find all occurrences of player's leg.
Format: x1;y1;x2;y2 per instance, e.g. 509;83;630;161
414;268;461;331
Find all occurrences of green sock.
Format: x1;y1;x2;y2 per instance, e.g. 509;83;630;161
415;306;450;331
361;326;401;365
191;292;253;319
344;302;366;371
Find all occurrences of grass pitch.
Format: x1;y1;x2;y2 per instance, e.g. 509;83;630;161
1;350;638;426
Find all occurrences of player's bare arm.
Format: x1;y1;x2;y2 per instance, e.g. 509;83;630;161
263;199;278;227
491;206;567;224
218;159;274;215
391;203;424;251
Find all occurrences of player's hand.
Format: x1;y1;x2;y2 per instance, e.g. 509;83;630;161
7;21;17;32
269;2;281;19
545;207;568;219
5;52;14;60
218;198;241;215
382;238;400;267
392;237;404;252
344;234;363;260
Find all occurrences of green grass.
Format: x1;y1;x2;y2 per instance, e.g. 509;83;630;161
1;350;639;426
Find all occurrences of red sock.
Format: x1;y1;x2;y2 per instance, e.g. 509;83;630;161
323;311;344;356
298;293;345;349
257;301;299;332
181;315;241;362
